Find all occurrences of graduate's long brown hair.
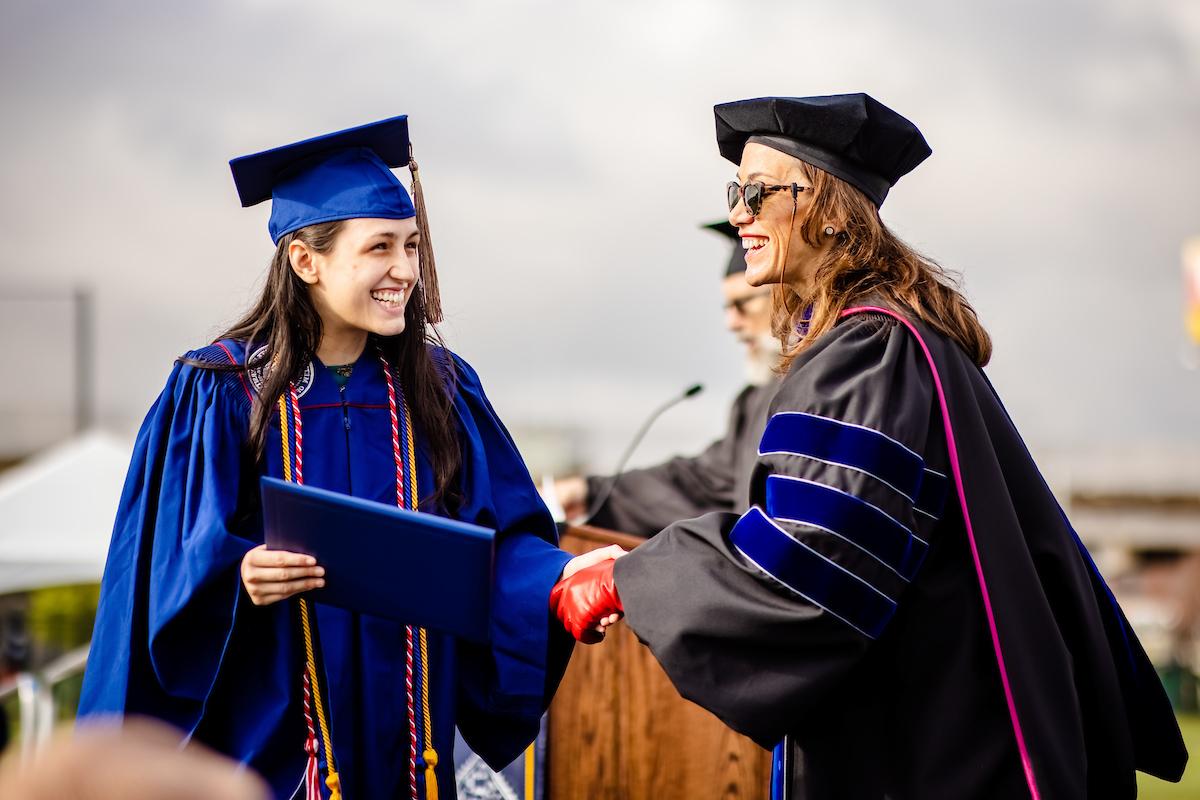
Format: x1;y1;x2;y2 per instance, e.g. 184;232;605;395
188;217;461;509
773;161;992;371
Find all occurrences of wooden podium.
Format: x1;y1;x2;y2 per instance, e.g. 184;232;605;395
547;525;770;799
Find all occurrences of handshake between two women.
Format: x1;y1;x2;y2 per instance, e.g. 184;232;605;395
552;545;627;644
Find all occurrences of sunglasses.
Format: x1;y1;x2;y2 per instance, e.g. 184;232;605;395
726;181;810;217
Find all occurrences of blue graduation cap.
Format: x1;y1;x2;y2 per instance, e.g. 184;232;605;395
229;115;444;321
229;115;416;245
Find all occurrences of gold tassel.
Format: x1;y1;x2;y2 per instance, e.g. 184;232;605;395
284;395;343;800
419;626;437;800
423;748;439;800
408;156;443;324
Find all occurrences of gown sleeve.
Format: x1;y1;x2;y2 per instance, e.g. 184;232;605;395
446;353;575;768
612;315;944;747
586;386;755;536
78;347;258;735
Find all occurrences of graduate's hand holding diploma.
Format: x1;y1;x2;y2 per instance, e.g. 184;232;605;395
240;544;326;606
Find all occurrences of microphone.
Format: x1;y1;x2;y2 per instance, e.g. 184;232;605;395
582;383;705;525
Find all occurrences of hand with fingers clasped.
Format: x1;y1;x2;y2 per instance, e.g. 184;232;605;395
240;544;326;606
552;545;626;644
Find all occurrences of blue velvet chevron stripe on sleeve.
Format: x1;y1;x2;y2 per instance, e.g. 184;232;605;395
764;475;927;580
731;407;951;640
758;411;925;502
730;507;898;639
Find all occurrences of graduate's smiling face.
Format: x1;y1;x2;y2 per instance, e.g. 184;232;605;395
730;142;834;293
290;217;420;341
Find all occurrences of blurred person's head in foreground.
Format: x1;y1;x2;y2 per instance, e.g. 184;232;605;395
0;718;268;800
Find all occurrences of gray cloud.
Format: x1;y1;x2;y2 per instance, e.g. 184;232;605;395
1;0;1197;470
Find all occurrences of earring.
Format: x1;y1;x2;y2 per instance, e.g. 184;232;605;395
823;225;836;236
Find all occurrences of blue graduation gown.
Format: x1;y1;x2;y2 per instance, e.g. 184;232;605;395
78;339;573;800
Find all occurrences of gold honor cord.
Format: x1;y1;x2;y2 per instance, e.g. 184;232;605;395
278;367;438;799
279;394;343;800
524;741;536;798
299;598;341;799
400;390;439;799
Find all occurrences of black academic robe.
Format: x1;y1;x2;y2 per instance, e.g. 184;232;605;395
586;382;777;536
613;307;1187;799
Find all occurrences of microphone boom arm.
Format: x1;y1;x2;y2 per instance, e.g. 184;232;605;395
582;384;704;525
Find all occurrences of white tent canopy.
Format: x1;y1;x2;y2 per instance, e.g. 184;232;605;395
0;430;131;595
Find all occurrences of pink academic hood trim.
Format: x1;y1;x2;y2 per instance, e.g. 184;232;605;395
840;306;1039;800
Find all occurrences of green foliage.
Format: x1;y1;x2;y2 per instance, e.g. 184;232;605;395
0;693;19;754
1139;714;1200;799
27;583;99;659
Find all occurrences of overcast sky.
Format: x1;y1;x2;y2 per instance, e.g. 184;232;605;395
1;0;1198;477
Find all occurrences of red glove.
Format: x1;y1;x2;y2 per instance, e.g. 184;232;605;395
549;559;623;644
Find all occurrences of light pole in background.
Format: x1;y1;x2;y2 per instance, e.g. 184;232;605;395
0;287;94;461
72;287;94;434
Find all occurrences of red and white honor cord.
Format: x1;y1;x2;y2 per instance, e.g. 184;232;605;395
378;350;421;799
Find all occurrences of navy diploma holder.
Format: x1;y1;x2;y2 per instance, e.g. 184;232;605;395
260;476;495;643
